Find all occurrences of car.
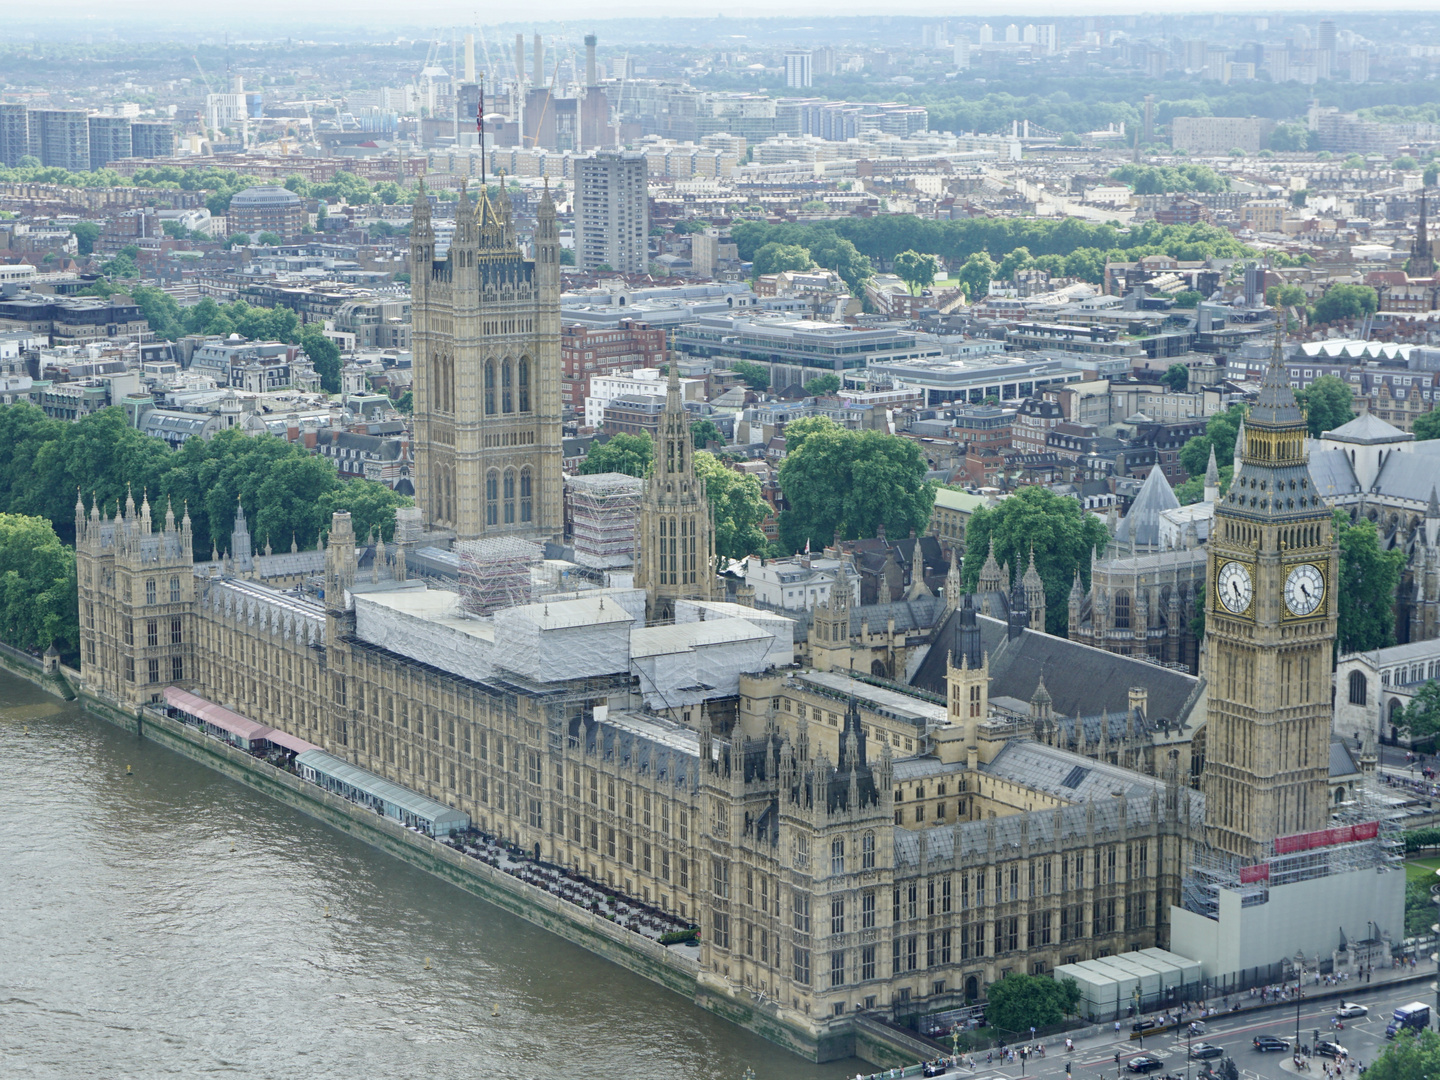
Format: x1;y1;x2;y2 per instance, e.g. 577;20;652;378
1128;1055;1165;1073
1315;1041;1348;1059
1189;1043;1224;1060
922;1062;950;1078
1335;1002;1368;1019
1253;1036;1290;1052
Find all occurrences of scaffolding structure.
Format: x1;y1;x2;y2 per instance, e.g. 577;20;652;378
568;472;643;569
456;536;543;615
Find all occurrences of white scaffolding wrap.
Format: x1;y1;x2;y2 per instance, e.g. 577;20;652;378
353;590;498;684
456;536;544;614
630;617;783;710
567;472;643;569
673;599;795;666
492;595;639;682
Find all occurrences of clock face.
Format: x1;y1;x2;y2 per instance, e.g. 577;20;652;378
1285;563;1325;617
1218;561;1253;614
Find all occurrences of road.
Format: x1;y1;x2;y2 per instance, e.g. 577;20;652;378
949;983;1433;1080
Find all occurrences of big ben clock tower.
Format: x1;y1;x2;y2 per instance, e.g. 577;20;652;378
1203;319;1338;862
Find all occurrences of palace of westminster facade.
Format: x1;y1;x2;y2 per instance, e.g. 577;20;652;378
73;198;1343;1054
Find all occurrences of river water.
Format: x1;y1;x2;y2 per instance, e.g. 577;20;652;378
0;672;861;1080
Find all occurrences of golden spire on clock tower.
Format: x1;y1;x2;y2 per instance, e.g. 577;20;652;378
1202;312;1338;862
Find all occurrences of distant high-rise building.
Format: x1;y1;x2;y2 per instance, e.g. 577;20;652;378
1004;23;1020;43
204;93;247;133
88;115;133;170
575;151;648;274
978;24;994;44
130;121;175;159
0;103;27;166
1350;49;1370;84
1318;19;1337;59
1184;39;1208;71
28;109;90;171
1143;94;1156;141
954;38;972;71
812;46;836;76
1035;24;1057;54
784;51;813;89
227;185;306;242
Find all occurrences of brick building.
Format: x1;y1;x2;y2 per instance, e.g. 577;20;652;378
560;318;667;413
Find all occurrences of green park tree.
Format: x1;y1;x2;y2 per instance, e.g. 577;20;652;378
299;325;342;394
1171;289;1202;308
893;249;940;295
804;374;841;397
69;221;100;256
983;973;1082;1036
1412;409;1440;442
957;250;998;301
1367;1028;1440;1080
810;235;874;295
1333;509;1405;654
690;418;722;450
1178;403;1248;482
579;433;653;478
730;360;770;392
1265;283;1307;308
255;231;284;247
1402;680;1440;742
694;451;769;562
395;390;413;414
751;242;814;277
777;416;935;553
0;513;79;662
1294;374;1356;437
962;487;1110;636
1312;284;1378;325
1161;363;1190;392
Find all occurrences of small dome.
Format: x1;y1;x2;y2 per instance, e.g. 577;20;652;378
228;185;303;209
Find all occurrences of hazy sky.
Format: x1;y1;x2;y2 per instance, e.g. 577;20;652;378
12;0;1438;30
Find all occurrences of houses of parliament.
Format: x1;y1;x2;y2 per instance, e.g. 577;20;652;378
74;209;1396;1060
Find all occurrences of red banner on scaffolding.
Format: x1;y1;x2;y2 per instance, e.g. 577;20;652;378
1238;863;1271;884
1274;821;1379;854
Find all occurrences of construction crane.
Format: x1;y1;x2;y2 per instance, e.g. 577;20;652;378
192;54;214;96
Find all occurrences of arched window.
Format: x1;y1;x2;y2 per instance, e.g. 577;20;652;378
1334;786;1346;805
520;469;532;523
1114;590;1131;630
484;362;495;415
502;361;514;413
503;470;516;524
1342;668;1365;711
830;838;845;875
861;832;875;870
518;358;530;412
434;467;448;524
486;472;499;526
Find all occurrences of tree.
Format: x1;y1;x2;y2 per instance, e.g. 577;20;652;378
1394;155;1419;171
255;231;284;247
1294;374;1355;437
130;285;183;340
580;432;652;478
70;221;100;256
962;487;1110;636
1312;283;1378;325
0;513;78;662
730;360;770;392
777;417;935;553
690;418;722;449
893;249;940;295
810;235;873;295
1175;464;1231;506
957;250;997;301
1178;403;1248;481
1171;289;1202;309
1270;123;1312;152
1333;509;1405;655
1367;1028;1440;1080
805;374;841;397
395;390;413;414
299;325;341;394
984;973;1082;1035
1402;680;1440;742
751;242;814;276
1413;409;1440;442
224;233;251;249
694;451;769;562
1265;283;1307;308
997;246;1033;281
1427;163;1440;188
1162;363;1190;392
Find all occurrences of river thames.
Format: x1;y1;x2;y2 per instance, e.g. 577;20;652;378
0;671;862;1080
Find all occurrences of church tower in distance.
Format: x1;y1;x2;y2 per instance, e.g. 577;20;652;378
1203;318;1338;861
636;364;714;621
409;181;563;542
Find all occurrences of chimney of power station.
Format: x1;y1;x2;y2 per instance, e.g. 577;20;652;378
515;33;526;86
585;34;598;87
464;34;476;83
534;34;545;88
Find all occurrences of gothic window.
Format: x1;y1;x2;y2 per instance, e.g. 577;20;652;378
504;471;516;524
502;361;514;413
1349;670;1367;706
518;357;530;412
862;832;875;869
146;579;157;605
520;469;532;523
484;362;496;415
170;576;181;603
1114;590;1131;630
486;471;499;526
831;838;845;875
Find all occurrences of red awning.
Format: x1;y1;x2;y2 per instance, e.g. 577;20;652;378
164;686;273;742
264;728;321;754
